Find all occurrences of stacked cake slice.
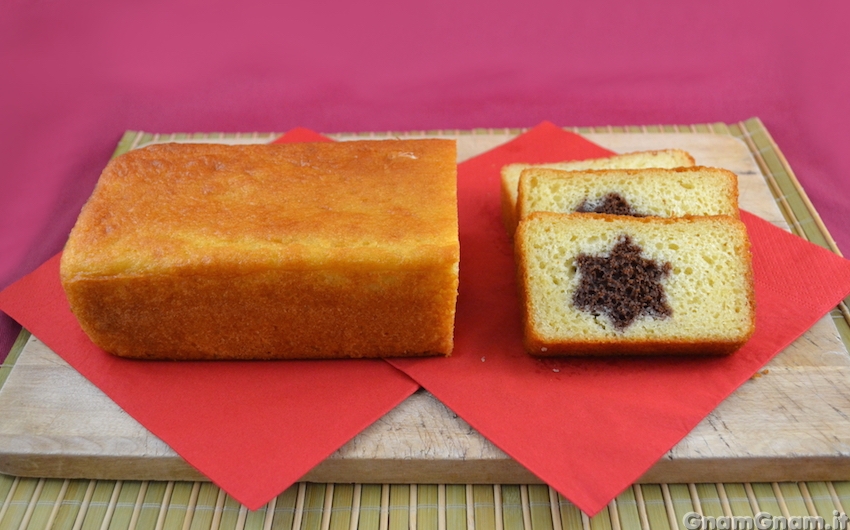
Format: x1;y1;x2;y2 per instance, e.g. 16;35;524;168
510;155;756;357
500;149;695;234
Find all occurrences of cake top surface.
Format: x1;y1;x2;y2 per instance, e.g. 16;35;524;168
62;140;459;277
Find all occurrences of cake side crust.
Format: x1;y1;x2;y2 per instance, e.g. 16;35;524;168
60;140;460;360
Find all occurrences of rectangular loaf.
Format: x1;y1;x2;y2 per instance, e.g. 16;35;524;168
60;140;460;360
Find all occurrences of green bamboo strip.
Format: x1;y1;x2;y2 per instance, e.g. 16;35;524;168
215;493;246;530
188;483;224;530
711;123;731;135
826;482;846;514
47;479;90;530
21;478;63;530
472;485;496;530
410;485;418;530
741;483;760;516
75;480;117;529
0;330;29;392
665;484;695;526
158;482;195;529
726;122;745;139
693;484;725;518
329;484;355;530
803;482;839;518
749;483;782;516
388;485;410;530
638;484;672;530
501;486;525;530
131;481;168;529
546;488;563;530
319;485;335;530
612;488;641;530
244;500;270;530
107;480;144;530
588;505;613;530
830;482;850;517
555;491;584;530
445;485;467;530
527;484;554;530
0;477;37;530
0;475;15;519
632;484;652;530
358;485;383;530
687;483;702;519
15;479;43;530
112;130;139;158
138;132;155;146
100;480;125;530
298;483;327;530
722;484;754;517
659;484;680;530
269;484;300;530
776;483;811;517
416;485;438;530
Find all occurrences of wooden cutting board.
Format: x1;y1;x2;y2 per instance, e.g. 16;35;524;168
2;130;849;484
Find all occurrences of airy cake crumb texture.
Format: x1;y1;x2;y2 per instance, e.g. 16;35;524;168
515;213;756;356
500;149;696;234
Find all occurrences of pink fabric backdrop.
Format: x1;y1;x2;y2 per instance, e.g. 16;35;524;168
2;0;849;358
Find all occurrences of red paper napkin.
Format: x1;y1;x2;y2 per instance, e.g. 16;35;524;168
388;122;850;515
0;128;420;510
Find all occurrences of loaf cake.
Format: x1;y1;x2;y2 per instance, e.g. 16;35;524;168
514;212;755;356
516;166;740;224
501;149;695;233
60;140;460;360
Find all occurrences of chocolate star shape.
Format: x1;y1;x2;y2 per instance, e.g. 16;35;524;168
572;235;672;331
575;192;645;217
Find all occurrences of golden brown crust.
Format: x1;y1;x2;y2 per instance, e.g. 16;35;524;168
61;140;460;360
523;334;750;357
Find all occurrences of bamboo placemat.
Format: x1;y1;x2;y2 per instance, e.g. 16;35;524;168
2;118;849;530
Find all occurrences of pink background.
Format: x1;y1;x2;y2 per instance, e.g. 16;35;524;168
2;0;849;359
